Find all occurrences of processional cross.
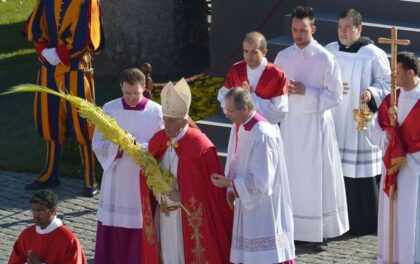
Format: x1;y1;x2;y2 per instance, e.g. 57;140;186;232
377;26;410;264
378;27;410;126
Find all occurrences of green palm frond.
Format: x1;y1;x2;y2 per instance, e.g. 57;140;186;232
2;83;176;197
1;84;65;98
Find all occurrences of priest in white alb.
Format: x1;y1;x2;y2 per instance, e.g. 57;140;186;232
325;9;390;235
211;88;295;264
370;51;420;264
92;68;164;263
274;5;349;249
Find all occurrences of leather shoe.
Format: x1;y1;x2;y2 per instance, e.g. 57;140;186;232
25;180;60;190
303;239;328;252
315;241;328;252
84;186;99;198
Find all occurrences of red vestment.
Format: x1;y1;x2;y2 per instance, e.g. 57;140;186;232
140;127;233;264
9;225;86;264
377;89;420;196
224;60;288;99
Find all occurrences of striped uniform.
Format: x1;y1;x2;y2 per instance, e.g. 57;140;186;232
24;0;104;188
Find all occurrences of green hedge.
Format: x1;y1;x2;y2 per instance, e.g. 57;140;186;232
152;76;224;120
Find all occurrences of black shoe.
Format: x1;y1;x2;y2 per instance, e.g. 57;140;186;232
314;239;328;252
25;180;60;190
84;186;99;198
303;239;328;252
315;242;328;252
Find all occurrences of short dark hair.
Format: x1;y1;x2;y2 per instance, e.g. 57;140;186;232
225;87;254;111
30;190;58;209
120;68;146;86
292;6;315;25
397;52;420;76
339;9;363;27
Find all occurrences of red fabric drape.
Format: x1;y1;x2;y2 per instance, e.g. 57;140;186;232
377;90;420;196
140;127;233;263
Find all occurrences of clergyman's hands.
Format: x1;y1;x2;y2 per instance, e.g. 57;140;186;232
226;190;235;210
389;105;398;127
27;250;41;264
241;81;253;93
360;89;372;104
288;79;306;95
210;173;232;188
167;189;180;203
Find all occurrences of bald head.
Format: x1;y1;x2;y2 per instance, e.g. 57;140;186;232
244;31;267;51
243;31;268;69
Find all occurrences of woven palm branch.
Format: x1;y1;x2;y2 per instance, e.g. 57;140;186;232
2;84;176;196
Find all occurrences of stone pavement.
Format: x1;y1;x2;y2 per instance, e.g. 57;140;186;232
0;170;378;263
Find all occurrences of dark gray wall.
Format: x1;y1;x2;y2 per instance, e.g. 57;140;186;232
210;0;420;77
95;0;209;78
209;0;302;76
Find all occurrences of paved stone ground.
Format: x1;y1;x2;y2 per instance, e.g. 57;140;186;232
0;170;378;263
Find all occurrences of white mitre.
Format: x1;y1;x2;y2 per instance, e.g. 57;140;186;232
161;78;191;118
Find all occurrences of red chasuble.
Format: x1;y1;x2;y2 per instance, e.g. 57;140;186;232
140;127;233;264
377;89;420;196
9;225;86;264
224;60;288;98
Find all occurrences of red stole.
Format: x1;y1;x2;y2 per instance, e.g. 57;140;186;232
224;60;288;98
378;90;420;196
225;61;288;149
140;127;233;264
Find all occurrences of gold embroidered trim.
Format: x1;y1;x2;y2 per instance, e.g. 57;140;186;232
186;196;209;264
142;197;156;244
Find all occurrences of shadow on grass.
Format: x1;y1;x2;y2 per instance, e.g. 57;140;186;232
0;51;119;178
0;52;37;81
0;21;32;55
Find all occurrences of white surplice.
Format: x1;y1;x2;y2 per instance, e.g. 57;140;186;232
226;113;295;263
154;125;188;264
274;40;349;242
92;98;163;229
217;57;288;125
325;42;390;178
370;83;420;264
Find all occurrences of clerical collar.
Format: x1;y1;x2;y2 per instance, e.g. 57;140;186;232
242;112;267;131
121;96;148;111
35;216;63;234
247;57;267;71
338;37;373;53
171;124;189;143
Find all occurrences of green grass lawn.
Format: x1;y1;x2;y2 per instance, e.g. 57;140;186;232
0;0;220;181
0;0;119;179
